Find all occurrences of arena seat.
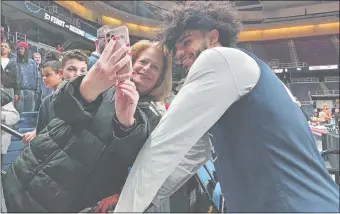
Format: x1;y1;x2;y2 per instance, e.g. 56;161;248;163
205;160;216;175
2;150;22;166
251;39;291;64
20;111;39;118
7;140;24;152
294;35;338;66
197;166;212;187
250;43;267;62
325;82;339;90
2;112;37;171
13;112;38;129
18;128;35;133
212;182;222;210
289;82;322;101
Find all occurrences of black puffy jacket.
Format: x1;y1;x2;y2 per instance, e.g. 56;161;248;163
3;76;162;212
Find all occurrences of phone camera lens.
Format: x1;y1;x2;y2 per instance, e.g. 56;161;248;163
111;34;115;38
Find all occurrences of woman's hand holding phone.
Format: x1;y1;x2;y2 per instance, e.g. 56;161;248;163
80;38;132;103
115;80;139;127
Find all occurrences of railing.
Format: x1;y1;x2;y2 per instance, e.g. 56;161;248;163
279;62;307;68
267;59;279;67
15;32;26;43
325;77;340;82
269;61;308;69
309;90;340;97
300;101;314;105
3;31;15;44
291;78;319;83
263;11;339;24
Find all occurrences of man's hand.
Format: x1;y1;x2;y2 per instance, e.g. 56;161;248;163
14;95;20;102
93;194;119;213
115;80;139;127
80;38;132;103
22;130;36;144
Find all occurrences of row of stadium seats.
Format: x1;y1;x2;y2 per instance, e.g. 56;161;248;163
238;35;339;66
288;82;323;101
2;112;37;171
326;82;340;90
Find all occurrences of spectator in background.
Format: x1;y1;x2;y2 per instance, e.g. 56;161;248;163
32;52;42;69
1;41;20;103
14;41;38;113
57;45;64;53
44;49;62;62
1;87;20;163
319;104;332;123
22;50;88;144
32;52;49;110
1;26;6;42
333;108;339;127
35;51;61;110
88;25;115;69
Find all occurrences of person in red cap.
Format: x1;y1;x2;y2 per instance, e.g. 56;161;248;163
14;41;39;113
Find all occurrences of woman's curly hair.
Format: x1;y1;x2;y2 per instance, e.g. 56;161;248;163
159;1;242;51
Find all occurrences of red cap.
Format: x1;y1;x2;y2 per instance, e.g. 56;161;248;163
16;41;29;49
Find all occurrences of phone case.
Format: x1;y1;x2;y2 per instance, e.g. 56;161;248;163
105;26;132;75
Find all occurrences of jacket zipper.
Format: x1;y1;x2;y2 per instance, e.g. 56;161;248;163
32;150;60;175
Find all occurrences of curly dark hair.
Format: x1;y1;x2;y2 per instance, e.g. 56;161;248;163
44;50;61;63
159;1;242;51
61;49;88;67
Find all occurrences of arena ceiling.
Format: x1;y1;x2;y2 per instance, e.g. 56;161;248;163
98;1;330;20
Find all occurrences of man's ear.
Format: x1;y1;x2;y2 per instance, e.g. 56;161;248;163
58;68;63;77
95;39;99;47
208;29;220;46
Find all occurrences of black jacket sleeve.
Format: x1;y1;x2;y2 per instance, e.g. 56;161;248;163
36;102;45;134
111;107;150;166
52;75;104;124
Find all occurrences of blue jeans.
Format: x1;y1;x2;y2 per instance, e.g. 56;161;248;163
15;89;36;113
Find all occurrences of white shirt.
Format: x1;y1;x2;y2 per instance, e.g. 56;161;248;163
1;57;9;70
114;47;296;212
1;101;20;154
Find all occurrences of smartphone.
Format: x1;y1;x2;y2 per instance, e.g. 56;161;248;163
105;26;132;75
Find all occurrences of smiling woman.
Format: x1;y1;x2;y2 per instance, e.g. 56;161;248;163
131;40;172;102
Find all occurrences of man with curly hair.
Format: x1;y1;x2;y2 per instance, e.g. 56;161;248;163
115;1;339;212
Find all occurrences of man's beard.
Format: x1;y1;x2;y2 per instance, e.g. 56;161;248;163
195;40;208;60
183;40;208;72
